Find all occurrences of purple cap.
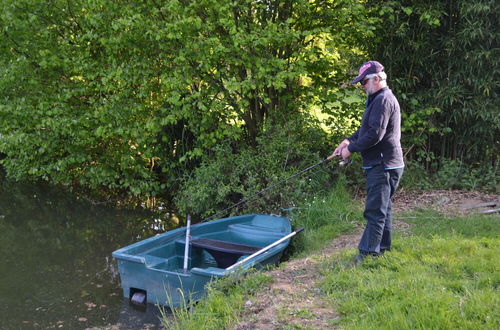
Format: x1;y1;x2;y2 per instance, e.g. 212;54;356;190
350;61;384;84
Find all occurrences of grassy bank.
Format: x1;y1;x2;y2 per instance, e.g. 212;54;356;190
161;271;274;330
161;189;499;329
321;213;499;329
286;178;363;256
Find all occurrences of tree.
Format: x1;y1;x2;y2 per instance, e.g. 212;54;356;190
367;0;499;166
0;0;371;200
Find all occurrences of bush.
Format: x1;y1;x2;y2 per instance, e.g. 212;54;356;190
401;158;499;192
400;160;432;190
174;120;335;219
433;159;499;192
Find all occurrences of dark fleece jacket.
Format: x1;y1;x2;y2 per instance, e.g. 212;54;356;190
347;87;404;169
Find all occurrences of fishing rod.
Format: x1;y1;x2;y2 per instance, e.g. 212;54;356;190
204;156;351;222
181;156;349;268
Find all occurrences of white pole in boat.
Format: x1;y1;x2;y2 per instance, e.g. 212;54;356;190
183;215;191;274
226;227;304;272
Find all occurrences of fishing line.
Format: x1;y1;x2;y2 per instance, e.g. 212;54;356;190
229;162;336;216
238;159;346;210
200;158;350;223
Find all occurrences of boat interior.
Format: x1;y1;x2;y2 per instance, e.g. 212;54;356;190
120;215;289;273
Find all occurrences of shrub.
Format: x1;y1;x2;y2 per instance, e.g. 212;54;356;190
399;160;432;190
433;159;499;192
399;159;498;192
174;120;334;219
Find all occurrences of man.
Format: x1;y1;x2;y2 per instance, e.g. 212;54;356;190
329;61;404;262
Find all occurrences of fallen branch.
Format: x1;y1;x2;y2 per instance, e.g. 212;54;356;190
465;201;498;209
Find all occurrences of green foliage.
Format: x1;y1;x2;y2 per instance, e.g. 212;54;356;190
0;0;372;200
402;158;499;192
433;159;499;192
174;119;332;218
399;160;432;190
320;89;366;143
321;213;500;329
401;106;446;165
368;0;499;166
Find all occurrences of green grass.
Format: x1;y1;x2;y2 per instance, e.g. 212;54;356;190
321;213;500;329
400;210;499;238
161;271;272;329
288;178;363;256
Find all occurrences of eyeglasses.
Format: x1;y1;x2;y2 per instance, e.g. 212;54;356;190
360;77;372;86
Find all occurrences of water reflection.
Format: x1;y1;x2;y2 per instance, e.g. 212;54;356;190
0;175;177;328
97;300;166;329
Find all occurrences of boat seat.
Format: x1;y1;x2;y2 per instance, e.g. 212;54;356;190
229;224;284;238
190;238;261;268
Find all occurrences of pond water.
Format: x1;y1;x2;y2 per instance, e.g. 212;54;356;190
0;175;179;329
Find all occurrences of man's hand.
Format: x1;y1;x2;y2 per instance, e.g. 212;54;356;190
327;139;350;160
341;147;352;161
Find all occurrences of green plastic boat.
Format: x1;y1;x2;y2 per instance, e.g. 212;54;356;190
112;214;292;306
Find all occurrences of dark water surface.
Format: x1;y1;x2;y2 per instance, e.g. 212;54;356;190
0;176;178;329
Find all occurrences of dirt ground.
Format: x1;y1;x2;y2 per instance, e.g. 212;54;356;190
392;189;500;215
232;190;499;330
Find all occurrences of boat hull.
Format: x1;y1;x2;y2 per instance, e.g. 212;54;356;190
112;214;291;306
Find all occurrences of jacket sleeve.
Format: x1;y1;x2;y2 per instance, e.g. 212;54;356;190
348;97;392;153
348;129;359;142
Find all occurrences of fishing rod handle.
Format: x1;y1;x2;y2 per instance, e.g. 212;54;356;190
325;156;352;166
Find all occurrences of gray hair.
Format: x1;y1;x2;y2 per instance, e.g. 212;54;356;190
365;71;387;87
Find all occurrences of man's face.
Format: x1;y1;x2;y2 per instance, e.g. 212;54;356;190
362;77;378;95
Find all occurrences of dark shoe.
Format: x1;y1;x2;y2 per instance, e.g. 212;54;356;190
353;253;367;265
352;251;383;266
